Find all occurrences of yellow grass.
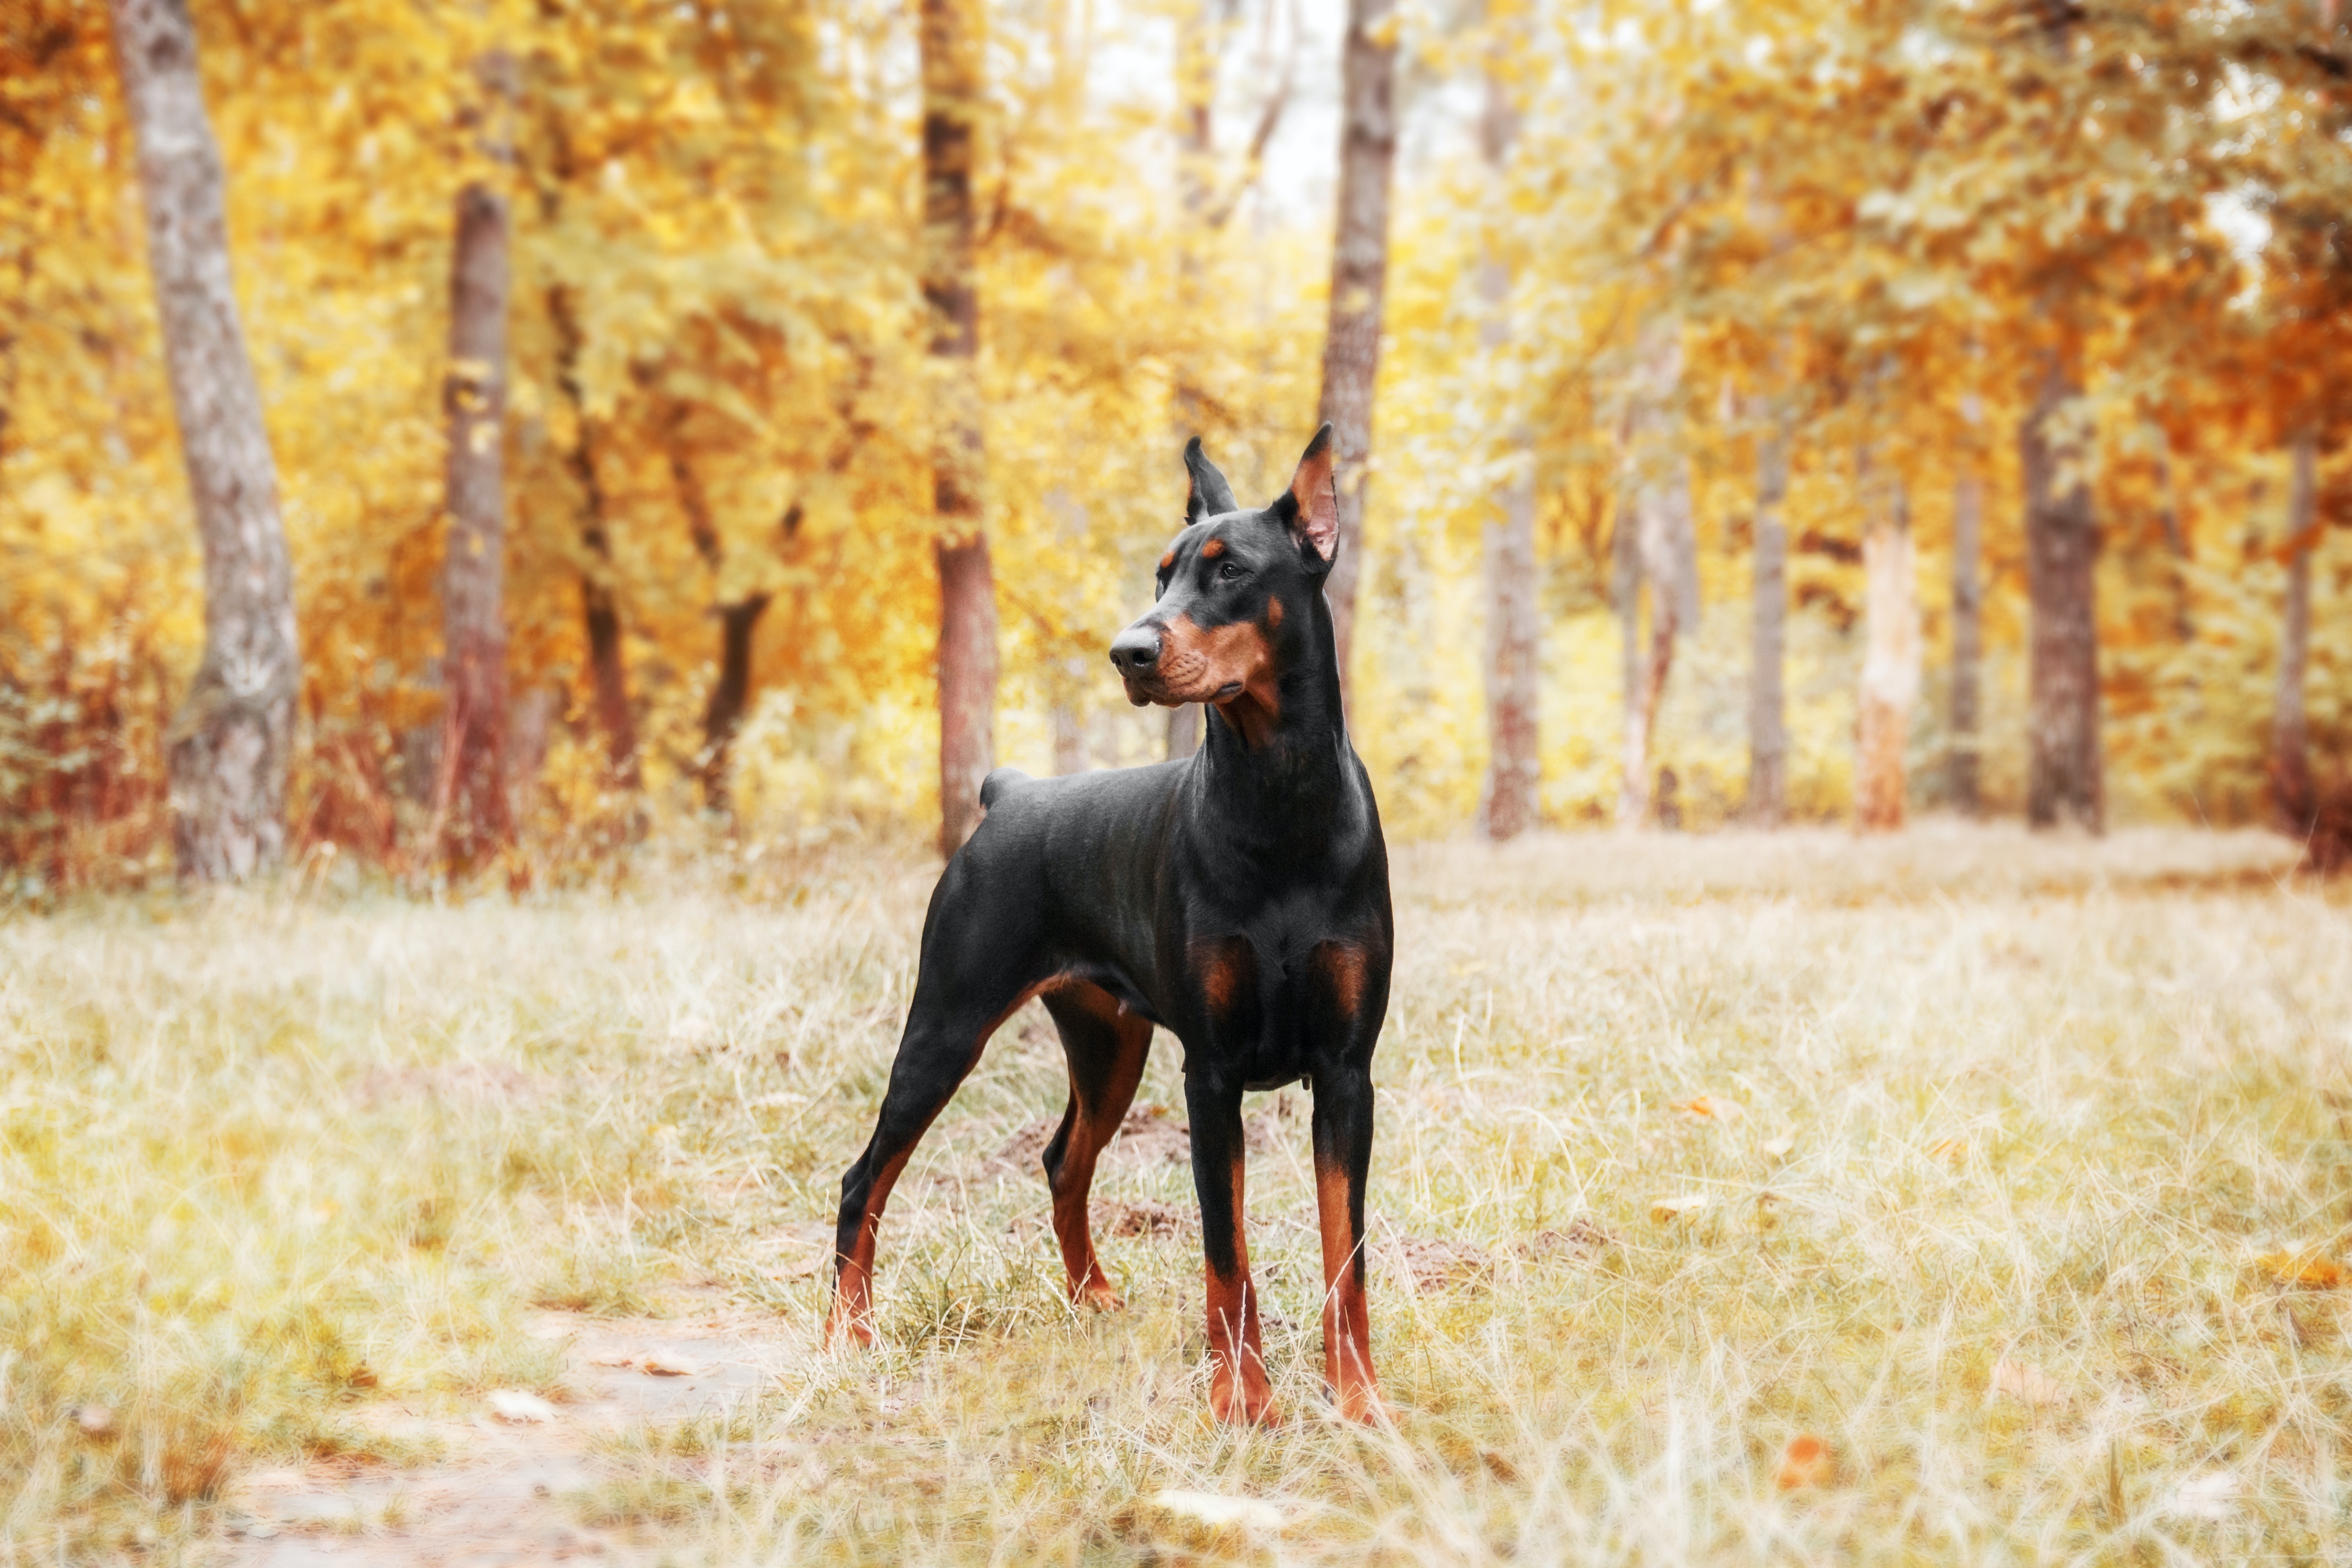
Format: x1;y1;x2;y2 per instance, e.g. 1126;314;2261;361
3;825;2348;1564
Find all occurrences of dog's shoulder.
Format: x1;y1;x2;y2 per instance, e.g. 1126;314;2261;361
978;767;1032;811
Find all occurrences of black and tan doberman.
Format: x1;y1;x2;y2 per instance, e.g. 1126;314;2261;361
826;425;1392;1424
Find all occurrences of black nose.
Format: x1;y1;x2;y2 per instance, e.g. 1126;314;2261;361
1109;625;1162;677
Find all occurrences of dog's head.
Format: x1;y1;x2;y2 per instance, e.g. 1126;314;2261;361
1108;426;1339;744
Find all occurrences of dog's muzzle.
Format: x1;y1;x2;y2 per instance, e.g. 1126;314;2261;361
1110;624;1164;705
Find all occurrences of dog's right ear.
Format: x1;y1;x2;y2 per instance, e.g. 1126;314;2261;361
1277;423;1339;569
1184;437;1238;523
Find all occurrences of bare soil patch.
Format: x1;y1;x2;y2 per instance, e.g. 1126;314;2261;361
219;1309;796;1567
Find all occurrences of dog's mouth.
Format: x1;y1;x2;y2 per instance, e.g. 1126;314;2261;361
1123;675;1246;708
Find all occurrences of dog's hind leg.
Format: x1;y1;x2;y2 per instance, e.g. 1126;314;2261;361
828;899;1051;1347
1037;982;1153;1311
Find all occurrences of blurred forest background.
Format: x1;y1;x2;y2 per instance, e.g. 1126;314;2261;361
2;0;2349;891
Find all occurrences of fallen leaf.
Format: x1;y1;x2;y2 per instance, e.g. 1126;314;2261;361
73;1404;114;1438
1650;1192;1710;1224
2257;1249;2346;1289
586;1352;635;1368
345;1363;378;1389
2163;1469;2238;1521
1673;1095;1736;1121
1776;1433;1834;1490
1761;1135;1795;1158
487;1389;559;1423
1150;1489;1284;1531
642;1353;700;1378
1990;1359;2065;1407
1925;1137;1968;1165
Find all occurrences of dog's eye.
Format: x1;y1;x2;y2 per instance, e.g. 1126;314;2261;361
1216;560;1245;581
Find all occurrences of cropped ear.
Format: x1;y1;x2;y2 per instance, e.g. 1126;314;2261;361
1183;437;1238;523
1281;423;1339;567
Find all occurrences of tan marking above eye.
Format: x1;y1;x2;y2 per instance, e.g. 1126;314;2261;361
1201;538;1226;559
1266;598;1282;630
1159;550;1175;570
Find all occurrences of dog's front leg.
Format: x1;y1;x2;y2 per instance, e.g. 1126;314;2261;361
1184;1071;1277;1425
1311;1061;1388;1423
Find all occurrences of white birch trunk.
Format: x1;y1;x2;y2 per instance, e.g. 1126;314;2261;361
1856;453;1918;832
110;0;301;880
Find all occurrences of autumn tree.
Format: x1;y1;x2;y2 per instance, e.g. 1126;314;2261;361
107;0;300;880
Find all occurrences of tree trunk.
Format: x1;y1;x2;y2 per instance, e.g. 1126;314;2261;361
1855;455;1918;832
1948;463;1984;815
1746;414;1789;825
702;594;771;814
2020;351;2102;832
1166;702;1201;760
923;0;997;855
2154;430;2194;641
1172;0;1215;437
109;0;301;881
1616;327;1689;828
1476;66;1538;842
1618;468;1691;828
1053;702;1088;775
436;48;516;870
2274;428;2317;833
1315;0;1399;695
550;287;638;787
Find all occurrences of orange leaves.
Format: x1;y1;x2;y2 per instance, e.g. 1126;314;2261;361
2256;1249;2346;1289
1776;1434;1835;1490
1990;1359;2066;1408
1649;1192;1711;1224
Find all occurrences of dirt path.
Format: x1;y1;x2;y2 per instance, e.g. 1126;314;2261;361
219;1309;800;1567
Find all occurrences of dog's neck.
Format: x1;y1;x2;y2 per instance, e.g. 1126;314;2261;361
1187;590;1353;840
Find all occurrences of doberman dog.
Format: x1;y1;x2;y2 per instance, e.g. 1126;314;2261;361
825;425;1393;1425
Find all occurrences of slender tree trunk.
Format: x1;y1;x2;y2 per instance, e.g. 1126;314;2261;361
1316;0;1399;693
1172;0;1216;437
1166;702;1201;760
551;288;638;787
1617;483;1682;829
1164;0;1215;767
702;595;771;813
2153;430;2194;641
2020;351;2102;832
437;48;516;869
1746;413;1789;825
1476;67;1538;841
1616;327;1689;828
2275;428;2317;832
923;0;997;855
1949;463;1984;815
1053;700;1088;775
1855;454;1918;832
109;0;301;881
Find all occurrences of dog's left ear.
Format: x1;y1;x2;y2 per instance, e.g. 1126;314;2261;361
1275;423;1339;571
1184;437;1238;523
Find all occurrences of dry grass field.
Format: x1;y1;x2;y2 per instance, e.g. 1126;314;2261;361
3;823;2349;1565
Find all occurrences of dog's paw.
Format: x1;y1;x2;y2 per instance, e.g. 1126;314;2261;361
1074;1280;1127;1313
1209;1372;1282;1428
